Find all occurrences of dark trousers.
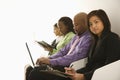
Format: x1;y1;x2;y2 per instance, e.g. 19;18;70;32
25;65;71;80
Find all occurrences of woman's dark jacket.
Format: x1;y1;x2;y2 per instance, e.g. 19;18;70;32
77;32;120;80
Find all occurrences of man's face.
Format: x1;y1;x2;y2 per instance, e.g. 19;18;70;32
73;18;85;35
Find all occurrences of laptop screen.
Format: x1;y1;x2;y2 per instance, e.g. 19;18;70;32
25;42;35;67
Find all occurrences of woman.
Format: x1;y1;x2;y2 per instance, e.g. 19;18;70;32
46;17;75;55
64;9;120;80
51;23;64;49
44;23;64;55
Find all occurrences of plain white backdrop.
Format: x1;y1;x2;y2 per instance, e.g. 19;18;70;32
0;0;120;80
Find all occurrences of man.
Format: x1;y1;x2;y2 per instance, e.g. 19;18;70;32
25;12;93;80
64;9;120;80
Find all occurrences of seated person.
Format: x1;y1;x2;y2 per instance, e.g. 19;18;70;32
45;17;75;55
50;23;64;52
25;12;93;80
37;23;64;55
64;9;120;80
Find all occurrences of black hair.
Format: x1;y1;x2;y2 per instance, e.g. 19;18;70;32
58;16;75;33
87;9;111;38
53;23;58;28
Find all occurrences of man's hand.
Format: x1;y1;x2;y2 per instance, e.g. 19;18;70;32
36;57;50;65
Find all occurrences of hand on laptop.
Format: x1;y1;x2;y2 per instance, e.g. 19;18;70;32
36;57;50;65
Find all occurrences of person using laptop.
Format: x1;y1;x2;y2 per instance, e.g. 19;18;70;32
25;12;93;80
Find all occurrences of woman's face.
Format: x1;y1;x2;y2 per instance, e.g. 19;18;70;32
54;27;62;36
58;21;68;35
89;16;104;37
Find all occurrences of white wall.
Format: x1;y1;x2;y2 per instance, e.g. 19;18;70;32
0;0;120;80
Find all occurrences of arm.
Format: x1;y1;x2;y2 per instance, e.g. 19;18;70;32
36;41;72;65
104;34;120;64
50;35;92;66
77;33;120;80
49;38;73;59
50;32;75;54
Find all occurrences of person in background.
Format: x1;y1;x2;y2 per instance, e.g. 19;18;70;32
45;17;75;55
64;9;120;80
51;23;64;51
42;23;64;55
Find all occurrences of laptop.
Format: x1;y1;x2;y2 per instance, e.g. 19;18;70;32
25;42;71;78
25;42;35;67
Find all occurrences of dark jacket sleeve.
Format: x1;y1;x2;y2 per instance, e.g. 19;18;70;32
77;33;120;80
104;34;120;64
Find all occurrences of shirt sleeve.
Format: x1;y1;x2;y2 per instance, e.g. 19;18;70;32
50;35;92;66
77;33;120;80
105;34;120;64
49;37;73;59
50;32;75;54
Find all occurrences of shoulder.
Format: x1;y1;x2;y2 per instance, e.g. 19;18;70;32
105;32;120;45
82;31;93;40
65;32;75;37
107;32;120;41
67;32;75;39
70;32;75;36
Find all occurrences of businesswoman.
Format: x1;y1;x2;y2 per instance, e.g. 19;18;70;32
65;9;120;80
44;17;75;55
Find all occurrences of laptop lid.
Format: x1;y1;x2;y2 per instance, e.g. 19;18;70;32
25;42;35;67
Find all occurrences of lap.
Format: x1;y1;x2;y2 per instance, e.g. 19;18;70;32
28;68;71;80
25;64;70;80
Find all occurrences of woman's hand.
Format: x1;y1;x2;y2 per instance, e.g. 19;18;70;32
72;73;85;80
64;67;85;80
65;67;76;75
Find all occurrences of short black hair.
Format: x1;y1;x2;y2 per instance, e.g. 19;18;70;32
58;16;75;33
53;23;58;28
